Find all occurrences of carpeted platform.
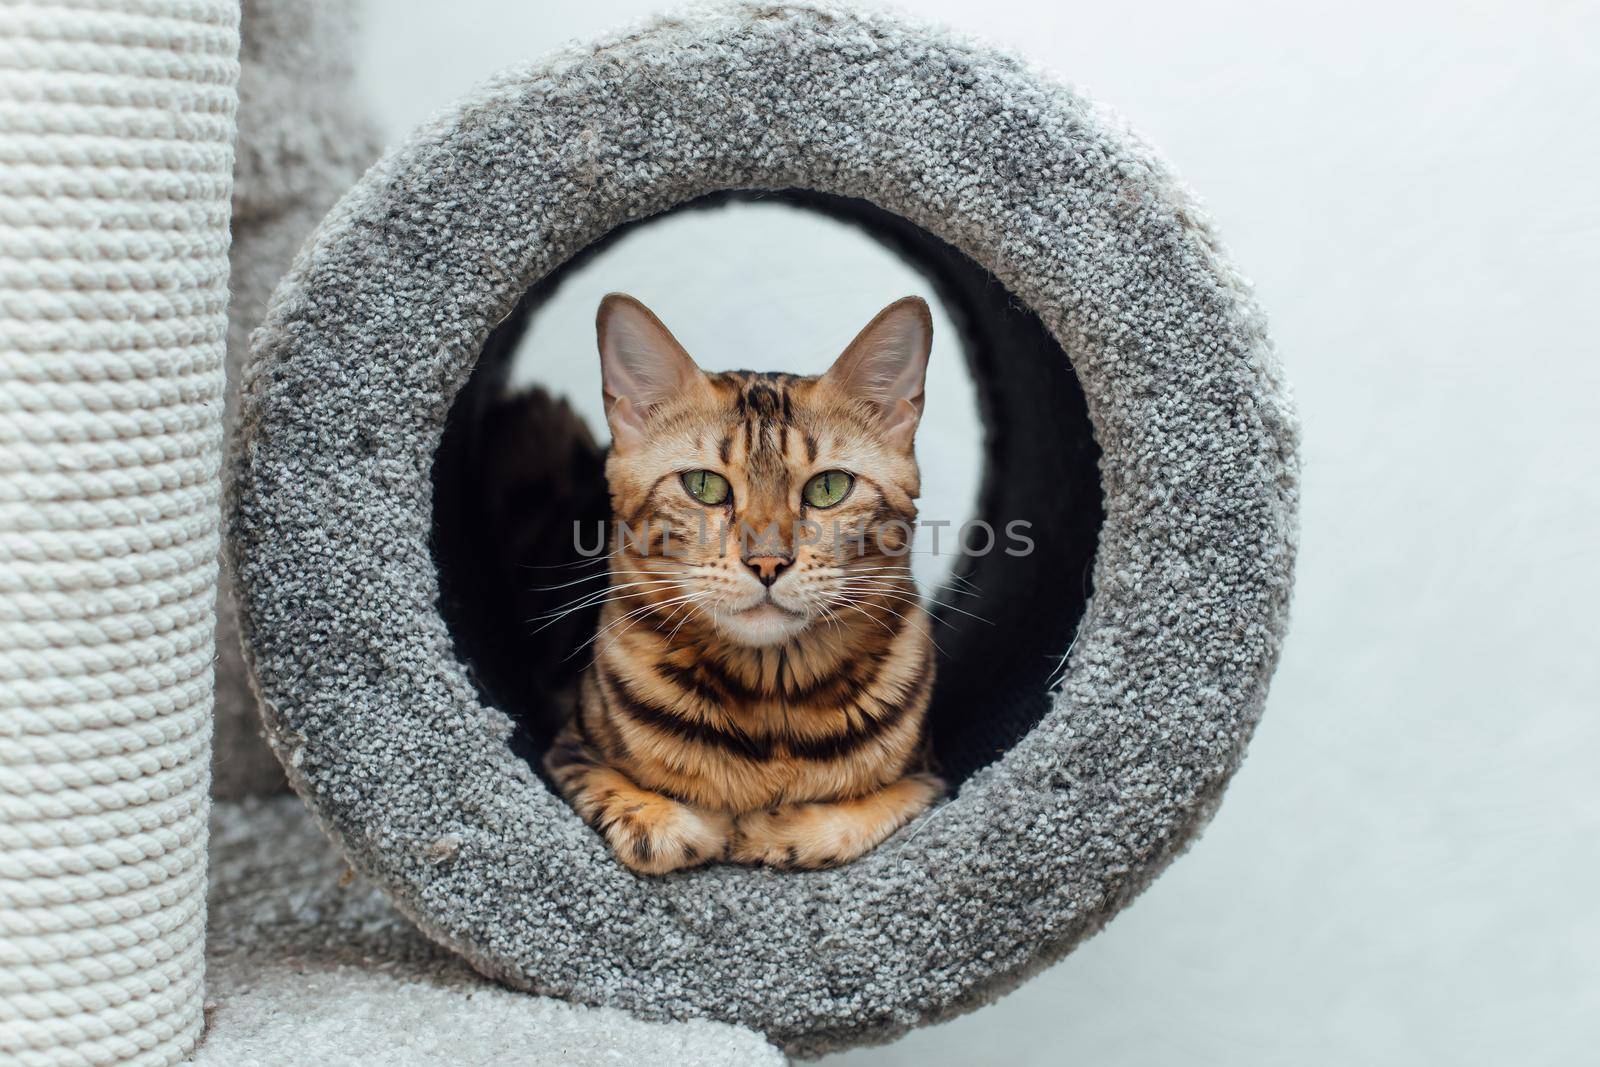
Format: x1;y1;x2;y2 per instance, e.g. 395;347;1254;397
194;798;785;1066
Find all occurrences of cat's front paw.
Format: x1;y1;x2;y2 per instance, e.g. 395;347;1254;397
596;791;733;876
731;773;944;870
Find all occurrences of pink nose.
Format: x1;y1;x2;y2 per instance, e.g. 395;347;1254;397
744;556;792;586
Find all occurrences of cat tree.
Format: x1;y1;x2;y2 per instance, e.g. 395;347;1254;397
229;0;1299;1057
3;1;1298;1063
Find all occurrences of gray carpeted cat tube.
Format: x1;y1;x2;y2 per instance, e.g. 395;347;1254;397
227;1;1299;1055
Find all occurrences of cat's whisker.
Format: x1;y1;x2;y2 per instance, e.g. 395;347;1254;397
869;564;983;596
830;590;916;627
814;602;846;631
1045;627;1085;692
871;596;973;632
528;567;691;593
570;598;679;662
830;570;920;590
517;550;619;571
832;594;955;658
833;580;992;625
832;598;953;662
936;579;983;600
829;580;933;607
531;576;689;616
660;607;691;641
868;545;973;556
592;590;706;638
531;581;692;632
518;546;711;573
835;563;984;600
527;572;613;592
539;586;685;616
587;592;709;659
838;600;898;639
663;598;705;643
830;589;960;643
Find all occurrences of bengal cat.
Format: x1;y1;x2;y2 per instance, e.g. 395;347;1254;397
543;293;942;874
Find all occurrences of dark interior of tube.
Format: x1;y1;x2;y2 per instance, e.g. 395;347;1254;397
431;190;1104;785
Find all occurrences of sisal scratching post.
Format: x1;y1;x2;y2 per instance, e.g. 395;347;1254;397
0;3;241;1064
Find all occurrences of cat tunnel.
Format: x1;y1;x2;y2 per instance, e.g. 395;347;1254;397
223;1;1300;1056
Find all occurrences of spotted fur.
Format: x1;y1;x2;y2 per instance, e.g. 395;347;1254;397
545;295;942;874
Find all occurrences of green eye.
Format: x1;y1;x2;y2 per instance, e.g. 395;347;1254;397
681;470;731;505
803;470;854;508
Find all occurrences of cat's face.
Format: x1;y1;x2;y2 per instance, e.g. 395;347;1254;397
596;294;931;647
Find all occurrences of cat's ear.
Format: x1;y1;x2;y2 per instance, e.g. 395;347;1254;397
596;293;705;450
822;296;932;449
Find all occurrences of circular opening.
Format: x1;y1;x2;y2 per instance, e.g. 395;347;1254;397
432;191;1104;783
229;11;1296;1042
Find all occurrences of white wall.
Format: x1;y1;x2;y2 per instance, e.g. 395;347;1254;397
358;3;1600;1063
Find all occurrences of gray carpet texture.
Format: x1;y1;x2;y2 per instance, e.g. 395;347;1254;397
213;0;381;798
196;798;785;1066
227;1;1299;1054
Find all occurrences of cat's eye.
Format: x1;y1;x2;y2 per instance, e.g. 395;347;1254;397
803;470;854;508
681;470;731;505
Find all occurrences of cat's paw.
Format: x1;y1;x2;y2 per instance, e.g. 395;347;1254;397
731;773;943;870
595;790;733;876
730;808;841;869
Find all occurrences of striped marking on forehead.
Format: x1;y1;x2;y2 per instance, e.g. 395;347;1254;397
714;371;812;473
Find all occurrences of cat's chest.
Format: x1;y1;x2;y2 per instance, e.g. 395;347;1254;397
586;618;934;811
705;730;908;810
678;692;925;809
602;687;920;810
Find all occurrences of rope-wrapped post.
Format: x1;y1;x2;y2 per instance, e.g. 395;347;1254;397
1;4;240;1065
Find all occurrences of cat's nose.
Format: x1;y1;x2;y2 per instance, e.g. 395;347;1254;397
743;555;792;586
